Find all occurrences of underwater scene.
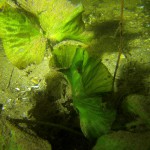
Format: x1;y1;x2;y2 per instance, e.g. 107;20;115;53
0;0;150;149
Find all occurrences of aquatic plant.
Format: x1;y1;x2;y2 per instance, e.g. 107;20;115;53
0;0;116;147
0;7;46;68
0;0;92;68
16;0;89;42
50;41;116;138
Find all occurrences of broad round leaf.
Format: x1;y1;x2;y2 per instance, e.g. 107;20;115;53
0;8;46;68
16;0;93;42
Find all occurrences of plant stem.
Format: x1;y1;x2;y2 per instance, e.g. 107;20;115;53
112;0;124;90
6;117;83;136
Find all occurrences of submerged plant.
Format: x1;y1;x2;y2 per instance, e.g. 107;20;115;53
0;7;46;68
0;0;92;68
50;41;116;138
0;0;116;145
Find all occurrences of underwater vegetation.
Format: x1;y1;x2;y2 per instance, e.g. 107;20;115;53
50;41;116;139
0;0;94;68
0;0;150;149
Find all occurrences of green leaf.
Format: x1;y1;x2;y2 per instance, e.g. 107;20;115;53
50;41;87;97
82;57;113;96
50;40;86;70
50;41;115;139
74;97;116;139
0;8;46;68
16;0;93;42
50;41;113;96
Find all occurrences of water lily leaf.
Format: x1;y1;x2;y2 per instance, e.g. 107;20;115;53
50;40;86;70
0;8;46;68
82;57;113;96
51;42;78;70
50;41;115;140
50;41;112;96
74;97;116;139
16;0;92;42
50;41;87;96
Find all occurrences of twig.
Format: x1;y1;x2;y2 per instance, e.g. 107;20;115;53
6;67;14;89
112;0;124;90
6;117;83;136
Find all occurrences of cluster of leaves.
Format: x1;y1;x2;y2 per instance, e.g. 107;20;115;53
51;41;116;138
0;0;89;68
0;0;116;145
